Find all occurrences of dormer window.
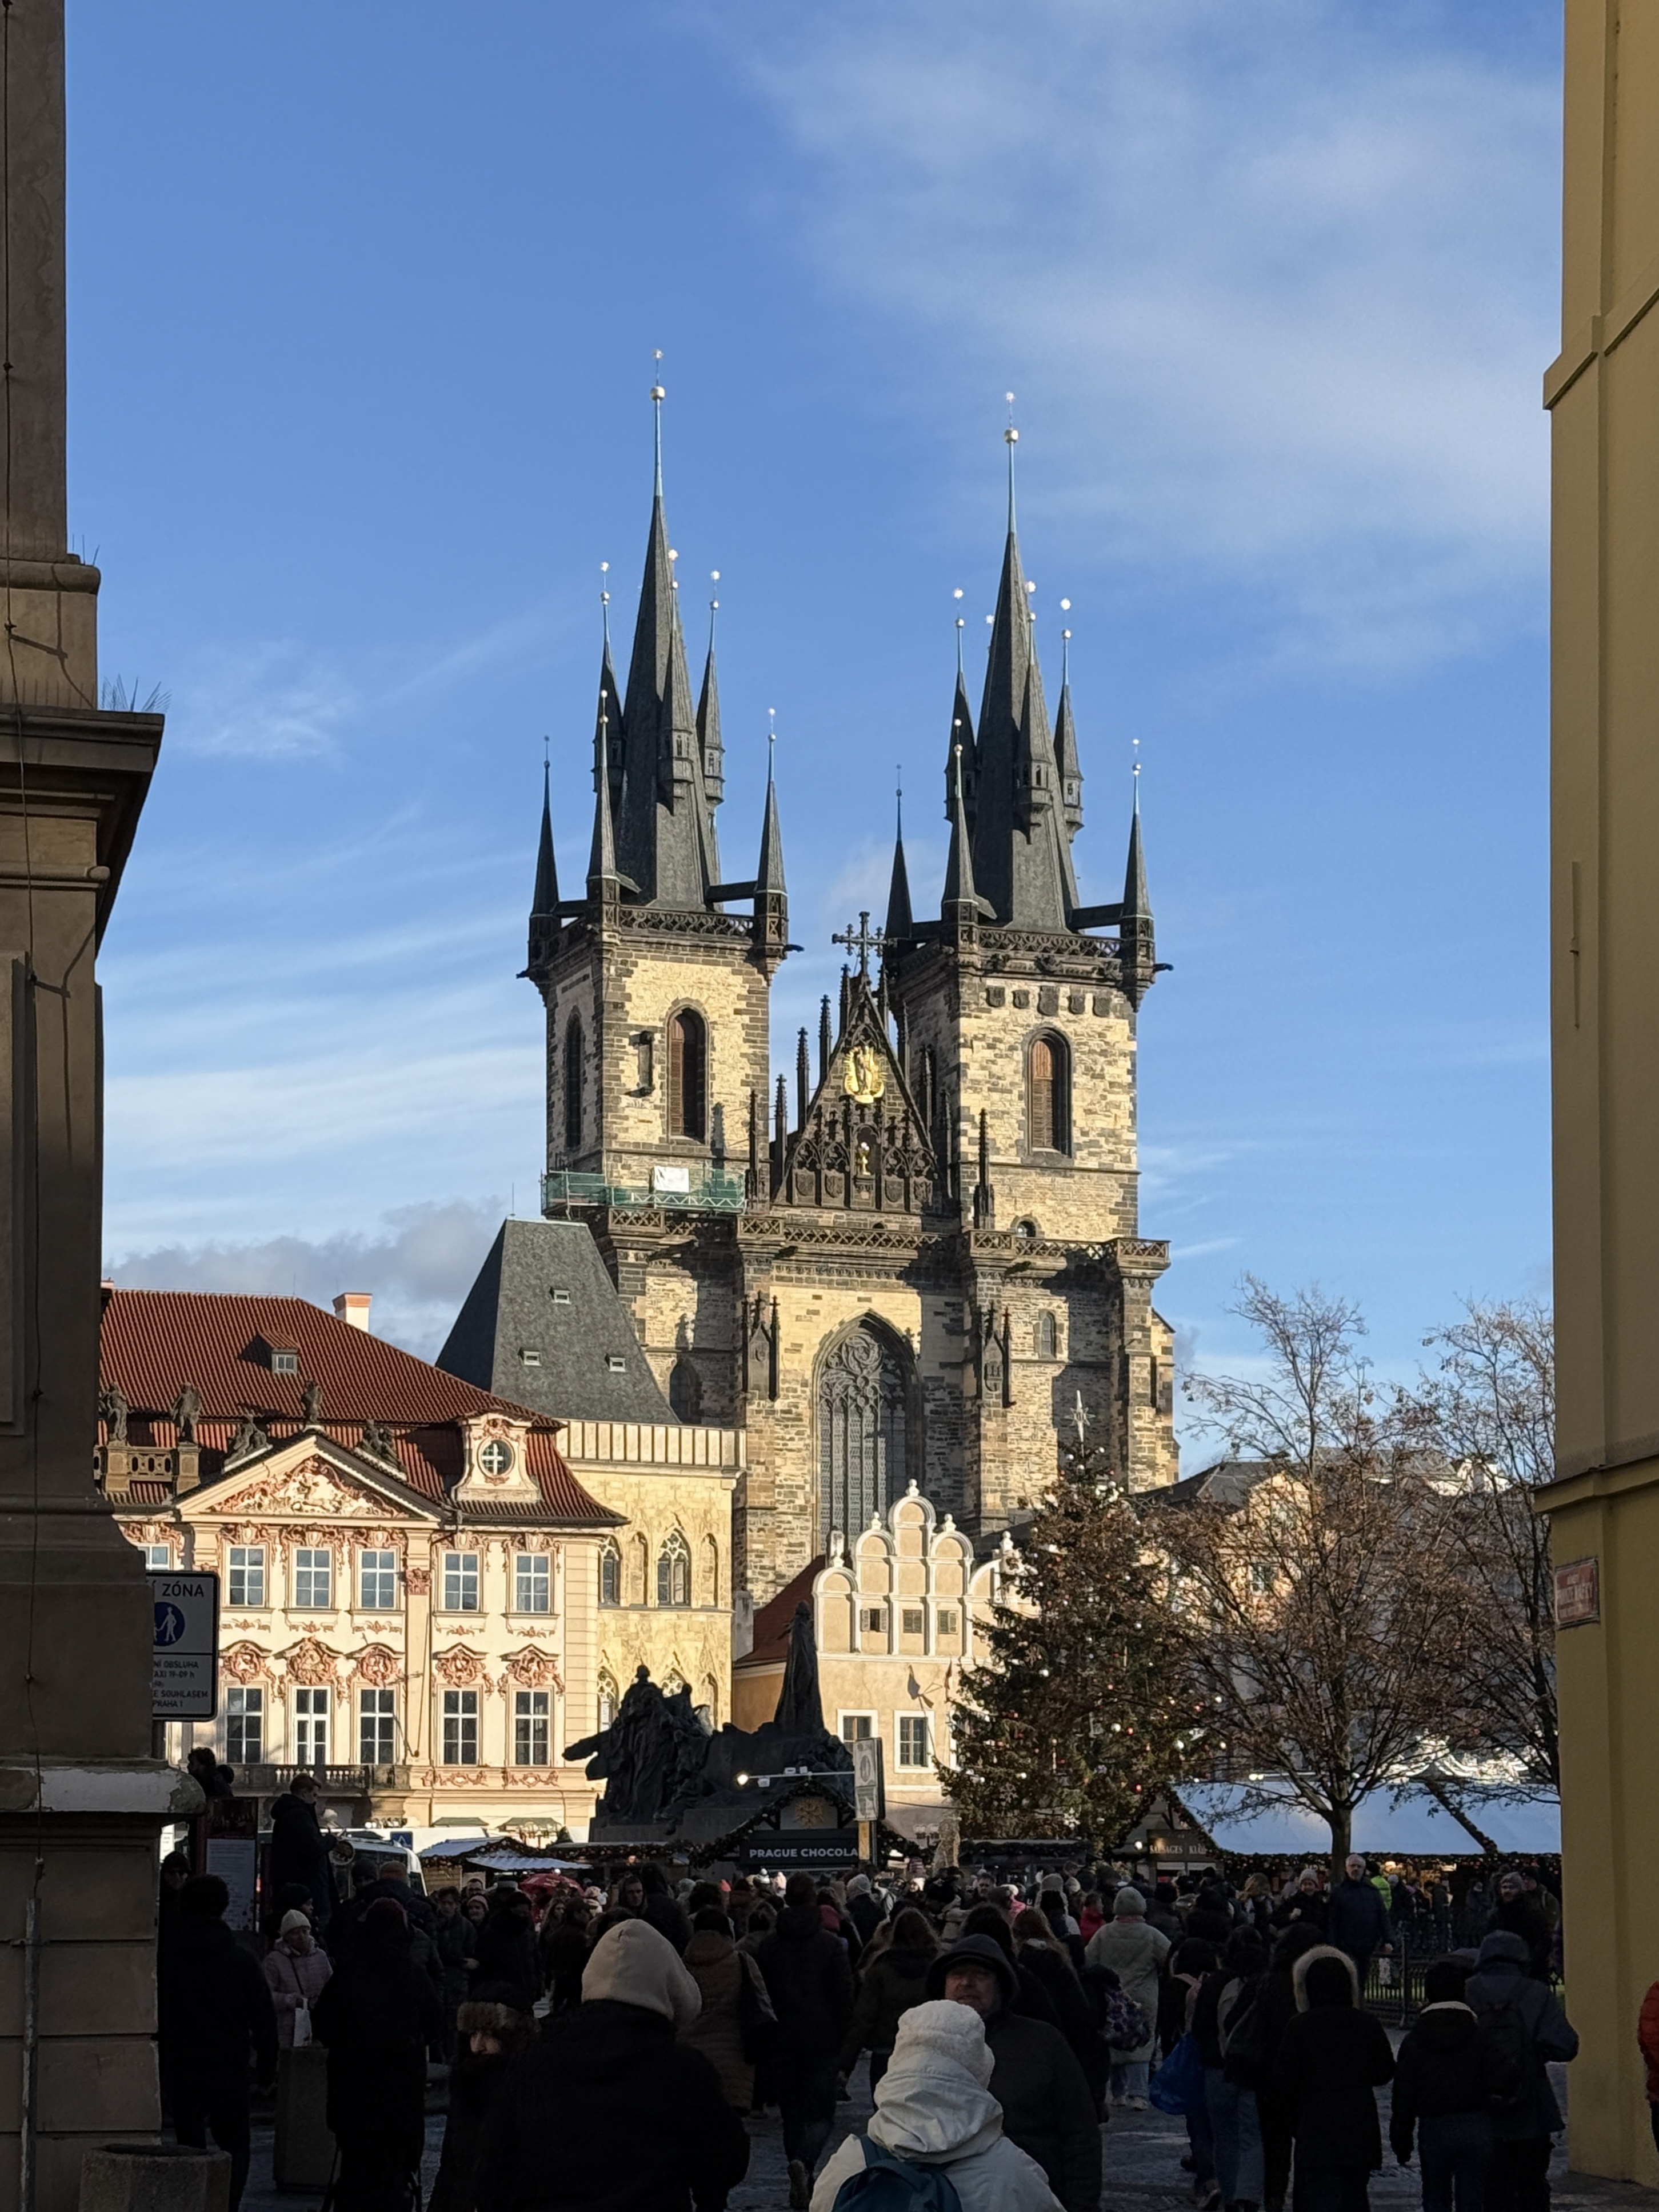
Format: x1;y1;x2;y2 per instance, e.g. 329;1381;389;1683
271;1348;299;1374
551;1289;571;1307
607;1356;627;1374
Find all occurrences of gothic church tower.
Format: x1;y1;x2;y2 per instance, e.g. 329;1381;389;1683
526;405;1174;1606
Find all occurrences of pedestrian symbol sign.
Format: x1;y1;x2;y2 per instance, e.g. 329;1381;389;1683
149;1570;219;1719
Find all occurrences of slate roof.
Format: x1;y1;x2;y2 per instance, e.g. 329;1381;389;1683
99;1288;613;1525
1148;1458;1278;1511
436;1219;675;1426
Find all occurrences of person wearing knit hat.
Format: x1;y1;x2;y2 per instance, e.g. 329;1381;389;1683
1085;1886;1170;2107
474;1917;749;2211
811;2001;1064;2211
430;1981;535;2212
261;1907;332;2048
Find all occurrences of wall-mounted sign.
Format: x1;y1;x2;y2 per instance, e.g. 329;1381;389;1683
1554;1555;1601;1627
150;1570;219;1718
852;1736;885;1823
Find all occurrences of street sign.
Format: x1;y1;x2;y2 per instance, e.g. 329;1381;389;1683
852;1734;885;1823
149;1570;219;1719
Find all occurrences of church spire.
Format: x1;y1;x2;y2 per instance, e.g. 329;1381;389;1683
699;581;725;810
885;778;914;945
753;718;789;972
1118;763;1156;1007
531;755;558;920
587;685;623;905
615;376;719;909
942;742;985;938
1056;621;1083;838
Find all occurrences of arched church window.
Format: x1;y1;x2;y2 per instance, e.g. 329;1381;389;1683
598;1541;621;1608
563;1014;586;1150
667;1009;706;1140
669;1358;702;1424
818;1325;908;1547
1026;1033;1070;1154
1036;1312;1058;1359
657;1531;691;1608
597;1667;618;1730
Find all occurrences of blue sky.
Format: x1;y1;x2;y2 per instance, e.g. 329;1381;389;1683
81;0;1561;1408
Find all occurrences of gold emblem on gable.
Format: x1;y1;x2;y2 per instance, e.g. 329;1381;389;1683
844;1045;885;1108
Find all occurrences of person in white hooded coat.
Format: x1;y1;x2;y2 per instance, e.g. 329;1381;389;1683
810;1999;1064;2212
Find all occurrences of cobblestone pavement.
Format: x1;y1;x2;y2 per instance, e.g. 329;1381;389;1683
238;2053;1651;2212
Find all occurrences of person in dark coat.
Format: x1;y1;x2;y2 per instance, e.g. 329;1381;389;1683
1390;1958;1504;2212
844;1873;886;1948
1254;1924;1326;2212
159;1875;279;2211
432;1887;479;2047
959;1904;1064;2030
472;1887;540;2012
1272;1872;1329;1938
430;1982;536;2212
757;1873;855;2209
1482;1874;1553;1985
1463;1931;1578;2212
475;1918;749;2212
266;1774;337;1934
838;1907;937;2091
1273;1946;1396;2212
928;1933;1101;2212
637;1860;694;1954
1326;1858;1392;1985
543;1897;591;2013
313;1898;443;2212
1012;1908;1108;2114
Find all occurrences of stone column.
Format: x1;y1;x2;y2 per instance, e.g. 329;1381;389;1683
1537;0;1659;2186
0;6;192;2207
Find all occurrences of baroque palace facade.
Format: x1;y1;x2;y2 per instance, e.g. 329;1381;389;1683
509;404;1178;1618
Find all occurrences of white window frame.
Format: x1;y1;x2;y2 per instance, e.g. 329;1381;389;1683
228;1545;266;1608
226;1685;263;1765
359;1687;396;1765
293;1548;333;1610
442;1551;480;1613
513;1689;550;1766
838;1711;877;1746
358;1549;398;1611
294;1686;329;1766
441;1689;478;1766
897;1713;931;1770
513;1552;551;1614
142;1542;173;1571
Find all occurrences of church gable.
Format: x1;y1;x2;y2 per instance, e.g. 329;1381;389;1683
775;973;934;1215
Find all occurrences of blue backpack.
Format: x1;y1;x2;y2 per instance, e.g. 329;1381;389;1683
830;2139;966;2212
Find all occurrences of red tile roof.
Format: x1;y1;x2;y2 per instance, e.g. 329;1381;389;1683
738;1557;825;1670
100;1290;614;1527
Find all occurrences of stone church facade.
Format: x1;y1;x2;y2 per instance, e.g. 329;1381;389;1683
521;406;1178;1609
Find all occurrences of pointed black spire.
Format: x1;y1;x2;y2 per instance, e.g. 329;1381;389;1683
698;588;725;813
942;742;985;938
753;723;789;973
1056;625;1083;839
884;780;914;945
1119;767;1156;1009
818;995;832;1085
942;666;977;830
531;757;558;921
587;686;623;904
615;380;719;909
968;415;1073;931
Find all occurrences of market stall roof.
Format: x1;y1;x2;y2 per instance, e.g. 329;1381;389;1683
1173;1783;1560;1858
417;1835;504;1861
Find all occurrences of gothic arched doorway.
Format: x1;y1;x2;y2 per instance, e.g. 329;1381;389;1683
817;1322;910;1546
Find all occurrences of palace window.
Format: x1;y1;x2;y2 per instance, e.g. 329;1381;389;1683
598;1542;622;1608
359;1550;397;1610
563;1014;585;1150
514;1690;550;1767
293;1549;332;1610
441;1690;478;1766
840;1712;875;1745
901;1607;926;1636
819;1324;908;1546
597;1669;618;1731
1026;1033;1071;1153
861;1607;886;1635
294;1687;329;1767
938;1607;960;1636
442;1552;479;1612
514;1553;550;1613
669;1358;702;1423
359;1689;395;1765
666;1009;707;1141
657;1532;691;1609
226;1686;263;1765
897;1714;931;1769
228;1546;266;1607
143;1542;172;1571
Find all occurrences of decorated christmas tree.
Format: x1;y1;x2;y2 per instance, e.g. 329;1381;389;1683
940;1436;1201;1842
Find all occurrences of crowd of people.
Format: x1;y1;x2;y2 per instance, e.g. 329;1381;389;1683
155;1782;1587;2212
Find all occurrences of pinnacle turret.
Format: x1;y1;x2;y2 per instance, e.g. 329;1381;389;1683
530;759;558;923
698;599;725;811
1118;773;1156;1007
1056;631;1083;838
885;789;914;946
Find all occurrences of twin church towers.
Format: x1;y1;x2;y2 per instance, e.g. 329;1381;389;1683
523;395;1177;1602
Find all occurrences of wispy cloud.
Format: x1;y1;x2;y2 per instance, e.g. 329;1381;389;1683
105;1199;505;1361
715;0;1558;665
167;641;358;759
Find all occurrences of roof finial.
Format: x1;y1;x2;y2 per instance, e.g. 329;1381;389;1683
709;570;720;655
1004;390;1018;531
896;766;904;839
1060;598;1072;685
953;587;965;675
651;349;666;496
767;706;777;785
600;559;611;650
1133;733;1141;814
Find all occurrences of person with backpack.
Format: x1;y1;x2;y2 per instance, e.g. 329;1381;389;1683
680;1905;774;2111
1463;1931;1578;2212
1389;1958;1506;2212
1193;1928;1269;2212
811;1998;1065;2212
926;1933;1101;2212
1252;1925;1325;2212
1272;1945;1396;2212
840;1908;940;2094
1084;1887;1170;2107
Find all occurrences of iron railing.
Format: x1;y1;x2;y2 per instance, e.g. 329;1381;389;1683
542;1166;748;1215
